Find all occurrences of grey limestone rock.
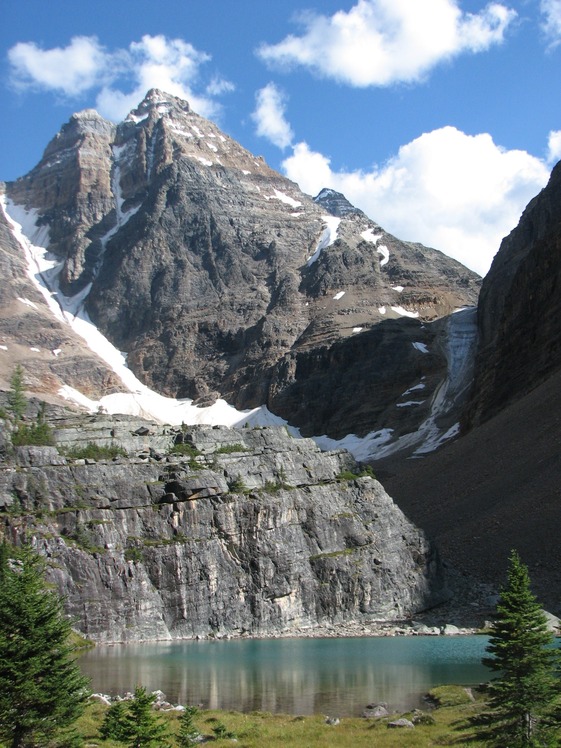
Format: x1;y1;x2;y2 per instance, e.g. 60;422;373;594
467;160;561;426
0;416;448;642
388;718;415;729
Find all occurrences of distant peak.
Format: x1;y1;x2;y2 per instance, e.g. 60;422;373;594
314;188;360;217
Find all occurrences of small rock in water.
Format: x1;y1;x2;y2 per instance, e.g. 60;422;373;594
362;702;389;718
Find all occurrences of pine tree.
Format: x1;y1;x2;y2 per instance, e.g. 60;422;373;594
0;543;90;748
122;686;171;748
99;699;130;741
481;549;560;747
177;705;201;747
7;365;27;421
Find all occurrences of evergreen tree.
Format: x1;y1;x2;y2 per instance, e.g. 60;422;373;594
177;705;201;747
99;700;130;741
0;544;90;748
481;549;560;747
123;686;171;748
7;365;27;421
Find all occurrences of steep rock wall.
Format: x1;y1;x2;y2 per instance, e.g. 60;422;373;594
0;417;446;642
467;160;561;425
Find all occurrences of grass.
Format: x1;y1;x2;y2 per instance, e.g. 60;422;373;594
72;697;495;747
336;466;376;482
68;629;95;650
427;684;475;707
215;443;250;454
63;442;127;461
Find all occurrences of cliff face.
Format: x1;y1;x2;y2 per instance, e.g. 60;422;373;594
0;206;121;399
2;89;479;450
0;414;446;642
467;160;561;426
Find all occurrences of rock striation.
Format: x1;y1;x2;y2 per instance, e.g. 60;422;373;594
467;160;561;426
0;412;446;642
1;89;480;451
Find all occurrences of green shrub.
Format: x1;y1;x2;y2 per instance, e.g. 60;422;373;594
170;442;200;457
64;442;127;460
211;720;237;740
124;547;143;563
11;420;55;447
262;480;283;494
337;466;376;481
215;443;249;454
227;475;247;493
62;523;104;554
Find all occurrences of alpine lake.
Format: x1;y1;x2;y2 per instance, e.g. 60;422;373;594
78;634;491;716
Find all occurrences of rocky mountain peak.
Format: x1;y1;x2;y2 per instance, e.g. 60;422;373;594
40;108;115;163
314;188;362;218
125;88;191;123
2;90;480;459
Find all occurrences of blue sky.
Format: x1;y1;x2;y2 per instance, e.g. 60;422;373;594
1;0;561;276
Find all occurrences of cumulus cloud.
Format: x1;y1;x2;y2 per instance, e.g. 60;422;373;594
8;36;109;96
251;83;294;149
547;130;561;163
7;34;232;120
257;0;516;87
282;128;549;276
541;0;561;44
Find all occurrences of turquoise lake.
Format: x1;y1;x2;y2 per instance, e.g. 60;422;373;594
79;635;491;716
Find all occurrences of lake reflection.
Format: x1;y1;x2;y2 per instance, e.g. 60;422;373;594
79;635;491;716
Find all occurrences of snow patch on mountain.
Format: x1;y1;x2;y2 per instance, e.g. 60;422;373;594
360;228;382;244
264;189;302;208
360;227;389;266
18;297;38;309
307;216;341;265
401;381;426;397
377;245;389;266
391;305;419;318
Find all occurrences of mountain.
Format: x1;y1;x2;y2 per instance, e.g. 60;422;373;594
466;160;561;427
381;160;561;610
2;89;561;626
1;90;480;459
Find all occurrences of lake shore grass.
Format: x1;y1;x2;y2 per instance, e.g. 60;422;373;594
76;689;492;747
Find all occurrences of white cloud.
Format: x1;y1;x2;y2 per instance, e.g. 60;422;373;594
547;130;561;163
283;127;549;276
8;36;109;96
541;0;561;44
7;34;232;121
206;77;236;97
258;0;516;87
251;83;294;149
